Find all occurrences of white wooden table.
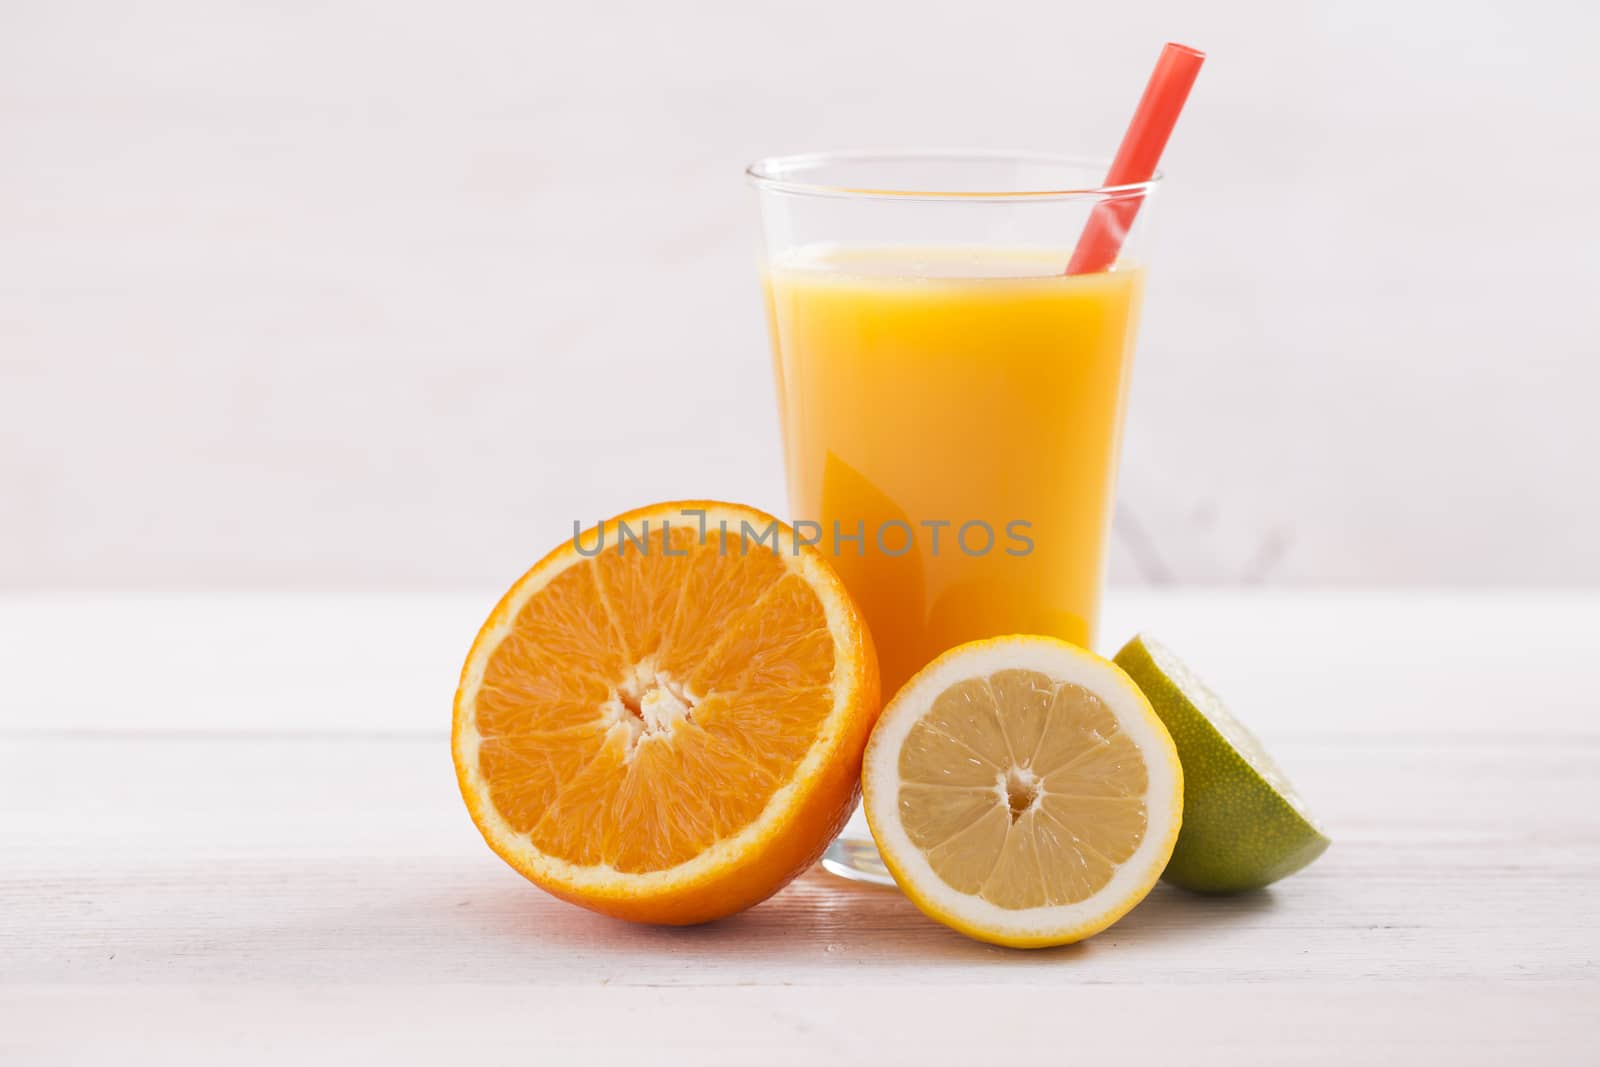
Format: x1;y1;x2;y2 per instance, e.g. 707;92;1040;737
3;591;1597;1064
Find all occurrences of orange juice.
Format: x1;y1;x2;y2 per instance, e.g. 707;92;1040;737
763;246;1144;693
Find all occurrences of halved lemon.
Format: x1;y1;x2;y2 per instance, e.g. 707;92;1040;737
453;500;879;925
862;635;1182;948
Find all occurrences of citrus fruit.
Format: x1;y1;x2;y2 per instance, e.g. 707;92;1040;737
452;500;880;925
861;635;1182;948
1114;634;1330;893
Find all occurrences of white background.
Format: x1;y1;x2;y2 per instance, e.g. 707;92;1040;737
3;0;1596;589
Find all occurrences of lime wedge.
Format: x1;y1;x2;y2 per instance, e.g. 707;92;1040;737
1113;634;1329;893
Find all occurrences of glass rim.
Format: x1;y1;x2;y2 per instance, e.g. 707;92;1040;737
745;149;1162;203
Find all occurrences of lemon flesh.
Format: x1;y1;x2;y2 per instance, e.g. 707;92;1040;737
864;636;1182;948
1114;634;1330;893
899;671;1154;909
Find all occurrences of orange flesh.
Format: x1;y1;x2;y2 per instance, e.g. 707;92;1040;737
473;524;837;873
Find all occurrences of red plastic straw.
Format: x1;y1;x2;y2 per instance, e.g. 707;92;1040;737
1067;42;1205;275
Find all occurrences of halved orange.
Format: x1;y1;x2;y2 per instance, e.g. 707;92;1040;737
452;500;880;924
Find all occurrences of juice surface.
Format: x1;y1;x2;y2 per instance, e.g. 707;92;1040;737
763;245;1144;693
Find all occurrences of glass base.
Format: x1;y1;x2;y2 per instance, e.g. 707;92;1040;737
819;833;898;887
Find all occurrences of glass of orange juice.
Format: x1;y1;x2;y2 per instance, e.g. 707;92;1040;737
749;151;1160;882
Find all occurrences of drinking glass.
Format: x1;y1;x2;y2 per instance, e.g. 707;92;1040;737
749;151;1159;882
